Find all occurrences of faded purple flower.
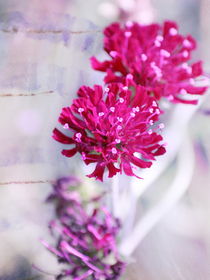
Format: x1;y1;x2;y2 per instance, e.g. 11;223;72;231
43;177;126;280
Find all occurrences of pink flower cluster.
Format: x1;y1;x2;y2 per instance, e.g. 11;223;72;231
91;21;207;104
53;82;165;181
53;20;207;181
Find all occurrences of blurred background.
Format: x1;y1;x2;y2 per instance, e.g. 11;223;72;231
0;0;210;279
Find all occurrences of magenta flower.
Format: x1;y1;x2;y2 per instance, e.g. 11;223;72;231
91;21;207;104
43;177;125;280
53;83;166;181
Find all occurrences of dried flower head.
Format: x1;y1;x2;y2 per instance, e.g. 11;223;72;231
43;177;125;280
53;83;165;181
91;21;207;104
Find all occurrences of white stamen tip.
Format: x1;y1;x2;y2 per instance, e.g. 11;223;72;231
130;112;135;117
117;125;122;130
63;123;69;129
180;88;187;95
110;51;118;58
112;147;117;154
182;50;189;58
76;133;82;138
117;117;123;122
155;109;160;114
152;101;158;107
141;53;148;61
78;107;84;113
160;49;170;57
169;27;178;36
123;86;128;90
154;40;161;47
156;35;163;42
119;98;124;103
149;120;154;125
110;107;115;112
148;129;153;135
104;87;110;93
126;21;133;28
115;139;121;144
149;108;154;113
159;123;165;129
183;39;192;48
127;74;133;80
125;31;132;37
98;112;104;117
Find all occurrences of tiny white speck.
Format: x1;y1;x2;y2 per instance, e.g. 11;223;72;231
149;108;154;113
117;117;123;122
112;147;117;154
169;27;178;36
126;74;133;80
159;123;165;129
63;123;69;129
110;107;115;112
76;132;82;138
156;35;163;42
98;112;104;117
154;40;161;47
180;88;187;95
160;49;170;58
125;31;132;37
78;108;84;113
152;101;158;107
119;98;124;103
117;125;122;130
115;139;121;144
148;129;153;135
123;86;128;90
104;87;110;93
183;39;192;48
130;112;135;117
110;51;118;58
149;120;154;125
141;53;147;61
182;50;189;58
155;109;160;114
126;21;133;27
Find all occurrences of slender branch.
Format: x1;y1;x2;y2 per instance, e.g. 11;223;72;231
0;179;54;186
0;90;54;97
119;132;195;257
0;28;101;35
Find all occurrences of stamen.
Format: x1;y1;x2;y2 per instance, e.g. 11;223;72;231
149;120;154;125
63;123;69;129
158;123;165;129
98;112;104;117
123;86;128;90
169;27;178;36
115;139;121;144
148;129;153;135
160;49;170;57
141;53;147;61
126;74;133;80
78;108;84;113
110;51;118;58
180;88;187;95
117;125;122;130
155;108;160;115
110;107;115;112
130;112;135;117
182;50;189;58
125;31;132;38
117;117;123;122
156;35;163;41
183;39;192;48
119;98;124;103
154;40;161;47
104;87;110;93
112;147;117;154
149;108;154;113
152;101;158;107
